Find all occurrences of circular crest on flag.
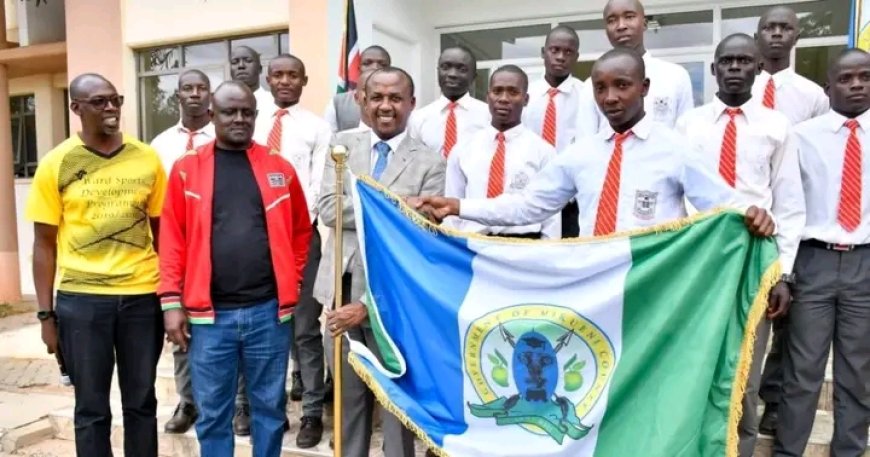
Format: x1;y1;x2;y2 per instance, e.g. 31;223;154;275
463;304;616;444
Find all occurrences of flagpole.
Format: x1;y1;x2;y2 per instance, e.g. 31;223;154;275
331;144;348;457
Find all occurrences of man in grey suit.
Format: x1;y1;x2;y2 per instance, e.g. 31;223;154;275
325;45;391;132
317;67;445;457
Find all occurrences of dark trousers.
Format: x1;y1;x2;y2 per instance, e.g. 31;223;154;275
291;227;325;417
55;291;163;457
561;200;579;238
759;318;786;406
774;244;870;457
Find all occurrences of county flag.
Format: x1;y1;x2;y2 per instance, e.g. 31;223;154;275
347;177;780;457
337;0;360;93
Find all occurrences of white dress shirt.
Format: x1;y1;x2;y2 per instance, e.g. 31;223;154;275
676;97;805;273
521;76;585;152
369;130;408;174
576;52;695;138
751;69;829;125
408;93;491;156
149;121;215;174
254;87;273;114
795;109;870;245
253;102;331;222
445;124;560;239
460;115;737;235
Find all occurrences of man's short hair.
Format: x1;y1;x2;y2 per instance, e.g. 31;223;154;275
490;64;529;92
546;25;580;47
594;47;646;79
365;66;415;97
177;69;210;90
268;53;306;74
70;73;113;99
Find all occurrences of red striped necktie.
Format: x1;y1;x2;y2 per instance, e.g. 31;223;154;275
542;88;559;146
718;107;742;188
185;131;196;151
443;101;458;158
486;132;507;198
762;78;776;109
593;131;632;236
267;109;289;151
838;119;863;232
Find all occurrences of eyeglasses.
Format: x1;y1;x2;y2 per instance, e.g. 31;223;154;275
73;95;125;110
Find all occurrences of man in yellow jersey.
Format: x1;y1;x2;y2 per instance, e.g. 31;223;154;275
27;73;166;457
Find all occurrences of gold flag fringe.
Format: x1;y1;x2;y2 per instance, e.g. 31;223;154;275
353;174;783;456
725;260;782;457
348;353;452;457
357;174;738;244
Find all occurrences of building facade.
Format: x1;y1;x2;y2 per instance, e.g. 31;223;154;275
1;0;849;299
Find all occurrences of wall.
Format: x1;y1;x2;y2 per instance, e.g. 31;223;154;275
349;0;437;104
9;72;68;297
65;0;125;133
125;0;289;47
17;0;65;46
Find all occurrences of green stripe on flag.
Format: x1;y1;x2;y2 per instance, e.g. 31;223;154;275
594;212;779;457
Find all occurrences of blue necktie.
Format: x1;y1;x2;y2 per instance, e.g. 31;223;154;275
372;141;390;180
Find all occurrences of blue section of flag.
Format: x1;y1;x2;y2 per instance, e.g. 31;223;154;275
356;180;474;445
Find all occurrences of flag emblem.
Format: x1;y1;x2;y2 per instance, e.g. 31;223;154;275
465;304;615;445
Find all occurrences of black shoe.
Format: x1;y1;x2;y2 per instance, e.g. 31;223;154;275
233;404;251;436
290;371;303;402
323;375;334;404
296;416;323;448
284;417;291;432
758;404;778;436
164;403;197;434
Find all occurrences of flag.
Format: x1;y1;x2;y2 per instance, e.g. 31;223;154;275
346;176;780;457
850;0;870;50
337;0;360;93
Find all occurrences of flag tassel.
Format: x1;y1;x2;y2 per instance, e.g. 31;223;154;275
725;260;781;457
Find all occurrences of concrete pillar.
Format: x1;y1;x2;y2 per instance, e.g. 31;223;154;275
289;0;331;113
0;1;22;302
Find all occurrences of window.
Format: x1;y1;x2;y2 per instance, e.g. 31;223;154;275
797;45;847;87
441;24;552;61
11;95;37;178
722;0;850;37
137;31;290;143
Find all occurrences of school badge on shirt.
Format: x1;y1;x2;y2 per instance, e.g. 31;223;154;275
633;190;658;220
509;171;530;191
267;173;286;188
653;97;671;120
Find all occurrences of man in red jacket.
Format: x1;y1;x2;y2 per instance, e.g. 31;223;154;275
159;81;312;457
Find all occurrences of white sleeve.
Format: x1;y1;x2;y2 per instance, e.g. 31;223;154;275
769;131;806;274
460;153;577;227
323;99;339;133
673;68;696;123
680;149;740;214
309;121;332;217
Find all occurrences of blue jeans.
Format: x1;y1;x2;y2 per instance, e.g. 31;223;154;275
189;298;292;457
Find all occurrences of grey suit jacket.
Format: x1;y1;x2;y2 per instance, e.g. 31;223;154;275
313;129;446;310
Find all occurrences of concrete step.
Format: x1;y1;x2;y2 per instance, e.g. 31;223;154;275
753;411;870;457
48;403;337;457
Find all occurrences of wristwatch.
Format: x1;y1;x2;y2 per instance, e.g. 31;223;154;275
36;310;56;321
780;273;796;285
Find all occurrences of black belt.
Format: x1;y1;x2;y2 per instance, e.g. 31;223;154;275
488;232;542;240
803;239;870;252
